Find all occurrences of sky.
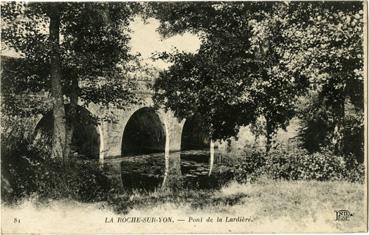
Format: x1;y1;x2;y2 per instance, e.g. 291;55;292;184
129;17;201;69
2;17;201;70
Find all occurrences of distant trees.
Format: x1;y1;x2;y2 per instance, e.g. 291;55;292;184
150;2;364;156
2;2;141;160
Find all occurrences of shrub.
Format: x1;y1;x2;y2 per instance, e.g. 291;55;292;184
1;136;38;202
2;136;112;203
342;154;365;183
265;149;348;181
30;158;112;202
228;148;364;183
232;150;266;183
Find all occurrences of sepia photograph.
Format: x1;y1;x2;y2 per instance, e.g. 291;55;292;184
1;1;367;233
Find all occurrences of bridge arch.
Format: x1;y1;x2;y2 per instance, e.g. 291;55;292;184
119;107;169;190
181;116;210;151
180;116;215;179
121;107;166;156
33;105;102;160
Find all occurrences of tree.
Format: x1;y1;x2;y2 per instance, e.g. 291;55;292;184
150;2;308;152
281;2;364;159
150;2;364;154
245;2;311;152
48;4;67;162
315;3;363;155
2;2;141;160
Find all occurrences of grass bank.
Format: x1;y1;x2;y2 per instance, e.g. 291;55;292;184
2;180;366;233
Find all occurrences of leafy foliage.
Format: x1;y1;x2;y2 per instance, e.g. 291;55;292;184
1;2;141;116
151;3;263;140
2;2;144;161
234;151;266;183
150;2;364;154
228;149;364;183
298;93;364;162
290;2;364;157
1;136;112;203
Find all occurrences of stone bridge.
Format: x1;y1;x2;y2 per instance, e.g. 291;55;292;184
31;79;216;189
27;79;301;189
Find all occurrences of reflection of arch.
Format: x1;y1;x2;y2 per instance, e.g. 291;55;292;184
181;116;210;151
121;107;166;156
34;105;101;160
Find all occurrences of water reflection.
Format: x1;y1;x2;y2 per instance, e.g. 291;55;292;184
120;152;165;191
119;150;226;191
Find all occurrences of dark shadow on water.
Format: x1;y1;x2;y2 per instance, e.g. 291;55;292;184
120;153;165;192
181;150;216;189
119;151;234;192
180;150;210;173
180;150;235;190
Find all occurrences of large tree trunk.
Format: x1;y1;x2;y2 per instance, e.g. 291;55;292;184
65;77;79;159
49;7;66;162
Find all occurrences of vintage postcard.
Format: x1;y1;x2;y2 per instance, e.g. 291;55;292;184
1;1;367;234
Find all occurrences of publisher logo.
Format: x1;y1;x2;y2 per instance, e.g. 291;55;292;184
335;210;353;221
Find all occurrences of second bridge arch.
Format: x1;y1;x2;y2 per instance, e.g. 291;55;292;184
180;115;215;186
120;107;167;190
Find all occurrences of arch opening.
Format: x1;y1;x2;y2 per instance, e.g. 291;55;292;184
181;116;210;151
120;107;166;191
121;107;166;156
34;105;100;160
180;116;213;188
